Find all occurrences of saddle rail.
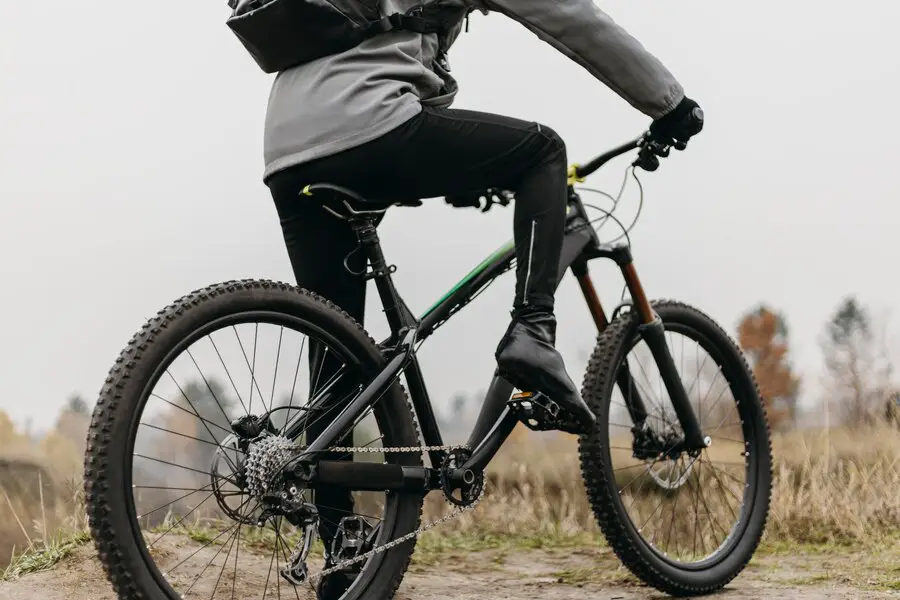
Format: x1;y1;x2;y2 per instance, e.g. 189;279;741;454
300;183;421;220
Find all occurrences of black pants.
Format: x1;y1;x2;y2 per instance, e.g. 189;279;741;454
266;106;568;548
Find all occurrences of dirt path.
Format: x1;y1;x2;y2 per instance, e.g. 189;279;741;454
0;539;895;600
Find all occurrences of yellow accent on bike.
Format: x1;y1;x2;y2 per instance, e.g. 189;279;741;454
567;164;585;186
302;185;313;196
511;391;535;400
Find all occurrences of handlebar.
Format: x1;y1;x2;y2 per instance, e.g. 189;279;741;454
572;106;705;180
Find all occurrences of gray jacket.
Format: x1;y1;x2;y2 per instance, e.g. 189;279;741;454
262;0;684;181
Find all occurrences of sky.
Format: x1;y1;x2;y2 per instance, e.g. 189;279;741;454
1;0;898;433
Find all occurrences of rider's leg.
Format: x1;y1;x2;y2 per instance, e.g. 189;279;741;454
265;104;594;437
266;188;367;565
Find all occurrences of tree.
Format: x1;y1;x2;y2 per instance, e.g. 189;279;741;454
820;296;893;427
64;394;91;416
737;305;801;429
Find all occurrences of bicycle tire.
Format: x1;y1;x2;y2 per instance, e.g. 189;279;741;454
83;279;423;600
578;300;773;596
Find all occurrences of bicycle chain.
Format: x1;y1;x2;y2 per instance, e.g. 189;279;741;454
282;443;483;584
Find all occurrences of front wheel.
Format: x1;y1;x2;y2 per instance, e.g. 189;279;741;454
579;300;772;596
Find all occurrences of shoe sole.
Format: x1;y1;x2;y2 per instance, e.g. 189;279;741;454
497;368;593;435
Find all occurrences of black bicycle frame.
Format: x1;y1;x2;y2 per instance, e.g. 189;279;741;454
294;136;707;490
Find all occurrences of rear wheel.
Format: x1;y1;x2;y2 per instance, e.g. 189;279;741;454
579;300;772;596
84;280;424;600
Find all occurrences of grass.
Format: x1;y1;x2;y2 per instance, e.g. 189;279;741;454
1;530;91;581
0;417;898;591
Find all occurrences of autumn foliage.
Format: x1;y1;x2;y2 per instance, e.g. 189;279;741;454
737;306;801;429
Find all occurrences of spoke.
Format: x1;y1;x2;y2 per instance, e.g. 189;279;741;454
662;457;682;554
682;349;710;405
274;518;282;600
251;323;260;412
690;456;701;559
635;486;669;537
186;345;243;424
631;352;663;411
703;452;740;523
166;369;232;443
209;519;241;600
262;526;277;600
694;460;731;548
163;369;240;475
699;370;723;421
289;336;307;409
147;491;217;548
167;501;254;590
282;368;352;440
209;333;251;416
139;422;246;454
137;478;227;520
134;454;239;485
612;462;650;473
231;519;242;600
709;434;745;445
150;393;233;436
703;459;746;500
270;326;285;414
311;347;330;398
274;526;304;600
172;522;240;593
702;385;732;428
233;325;267;416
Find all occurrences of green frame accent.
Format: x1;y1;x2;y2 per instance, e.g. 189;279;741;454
419;239;515;319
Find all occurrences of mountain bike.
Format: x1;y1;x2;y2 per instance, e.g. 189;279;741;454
84;131;773;600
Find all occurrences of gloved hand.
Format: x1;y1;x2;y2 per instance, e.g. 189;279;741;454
444;188;514;213
649;96;704;148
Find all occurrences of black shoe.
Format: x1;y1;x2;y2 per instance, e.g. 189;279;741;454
495;308;596;435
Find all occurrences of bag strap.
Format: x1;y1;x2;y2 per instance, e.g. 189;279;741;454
366;5;455;36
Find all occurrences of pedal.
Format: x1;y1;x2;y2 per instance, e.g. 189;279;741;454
508;391;586;435
329;516;376;572
508;391;560;431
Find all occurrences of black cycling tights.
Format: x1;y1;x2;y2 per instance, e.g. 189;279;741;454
265;106;568;546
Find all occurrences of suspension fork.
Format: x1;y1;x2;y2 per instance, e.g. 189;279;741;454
572;261;649;426
574;256;706;451
619;258;707;451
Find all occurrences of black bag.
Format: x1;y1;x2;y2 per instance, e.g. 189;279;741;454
226;0;467;74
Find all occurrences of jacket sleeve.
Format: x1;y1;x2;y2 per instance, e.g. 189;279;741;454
465;0;684;118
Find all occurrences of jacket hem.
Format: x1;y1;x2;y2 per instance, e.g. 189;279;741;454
262;102;423;182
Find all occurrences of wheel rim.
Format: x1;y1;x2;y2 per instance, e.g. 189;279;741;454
604;319;759;569
123;311;403;600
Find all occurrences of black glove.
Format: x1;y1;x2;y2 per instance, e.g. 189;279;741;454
444;188;513;213
649;96;704;147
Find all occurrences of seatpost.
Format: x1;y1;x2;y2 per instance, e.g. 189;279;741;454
348;217;417;336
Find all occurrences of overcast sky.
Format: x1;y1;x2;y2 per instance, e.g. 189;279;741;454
1;0;898;433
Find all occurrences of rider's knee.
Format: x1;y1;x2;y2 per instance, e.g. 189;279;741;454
535;122;567;164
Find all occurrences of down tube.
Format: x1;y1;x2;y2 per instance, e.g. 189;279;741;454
463;225;596;452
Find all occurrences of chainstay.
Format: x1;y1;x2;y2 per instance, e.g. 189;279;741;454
291;443;483;583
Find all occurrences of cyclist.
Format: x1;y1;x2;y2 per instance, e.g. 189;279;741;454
258;1;702;594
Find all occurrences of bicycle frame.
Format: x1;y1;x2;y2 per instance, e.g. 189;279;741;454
292;134;707;491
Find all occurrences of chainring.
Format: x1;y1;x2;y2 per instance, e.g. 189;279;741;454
440;448;484;507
